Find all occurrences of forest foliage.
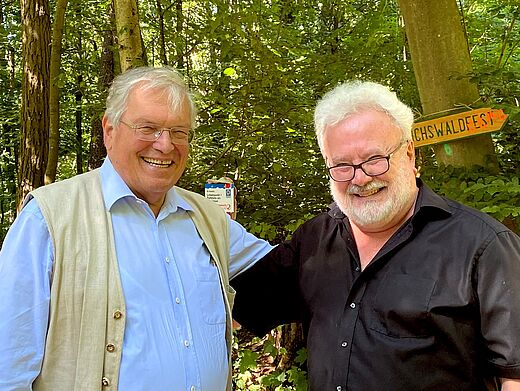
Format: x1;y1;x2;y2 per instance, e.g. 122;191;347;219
1;0;519;388
1;0;519;239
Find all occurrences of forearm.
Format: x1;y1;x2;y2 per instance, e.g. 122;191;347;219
502;379;520;391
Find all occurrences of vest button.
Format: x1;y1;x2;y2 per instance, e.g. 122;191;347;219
113;310;123;319
106;343;116;353
102;377;110;386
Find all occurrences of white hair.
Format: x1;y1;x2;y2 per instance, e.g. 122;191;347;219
314;81;414;152
104;66;196;127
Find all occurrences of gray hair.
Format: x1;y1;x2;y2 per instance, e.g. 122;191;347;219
105;66;196;127
314;81;414;152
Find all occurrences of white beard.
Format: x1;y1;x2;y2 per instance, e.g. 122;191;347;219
331;164;416;229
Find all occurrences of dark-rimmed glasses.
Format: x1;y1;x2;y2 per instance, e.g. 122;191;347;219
120;119;192;145
327;140;409;182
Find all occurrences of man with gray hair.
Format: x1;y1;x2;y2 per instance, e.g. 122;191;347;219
231;81;520;390
0;66;272;390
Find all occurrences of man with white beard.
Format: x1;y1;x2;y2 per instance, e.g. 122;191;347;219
231;81;520;391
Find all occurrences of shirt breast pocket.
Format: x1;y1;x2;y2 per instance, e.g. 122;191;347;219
195;259;226;325
369;273;436;338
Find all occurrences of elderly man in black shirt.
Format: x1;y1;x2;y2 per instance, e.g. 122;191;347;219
231;81;520;390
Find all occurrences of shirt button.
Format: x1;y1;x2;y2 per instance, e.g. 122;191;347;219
113;310;123;319
106;343;116;353
165;257;170;263
190;387;196;391
184;340;190;347
341;341;348;347
175;297;181;304
102;377;110;386
336;386;342;391
355;266;360;272
350;302;356;309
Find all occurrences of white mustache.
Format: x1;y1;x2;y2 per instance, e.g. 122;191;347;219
346;180;387;195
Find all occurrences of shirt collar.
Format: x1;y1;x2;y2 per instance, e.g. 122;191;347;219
99;157;193;213
413;178;452;219
327;201;345;219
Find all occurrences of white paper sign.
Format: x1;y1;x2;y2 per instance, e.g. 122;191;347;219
204;182;235;213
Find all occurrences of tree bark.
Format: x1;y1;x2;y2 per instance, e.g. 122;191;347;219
88;10;114;170
175;0;184;69
75;74;83;174
45;0;68;184
397;0;499;172
18;0;51;211
156;0;168;65
0;2;7;70
113;0;146;72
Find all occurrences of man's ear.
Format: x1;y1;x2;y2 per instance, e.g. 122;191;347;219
102;114;114;150
407;140;418;176
406;140;415;160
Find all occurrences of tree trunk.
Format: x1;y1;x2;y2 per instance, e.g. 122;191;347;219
45;0;68;184
156;0;168;65
75;74;83;174
175;0;184;69
0;2;6;70
88;10;114;170
397;0;499;172
18;0;51;211
113;0;146;72
0;1;18;230
274;323;304;371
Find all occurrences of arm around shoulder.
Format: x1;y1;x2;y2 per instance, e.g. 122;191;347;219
231;239;302;337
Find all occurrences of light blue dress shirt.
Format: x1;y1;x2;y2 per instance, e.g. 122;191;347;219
0;158;273;391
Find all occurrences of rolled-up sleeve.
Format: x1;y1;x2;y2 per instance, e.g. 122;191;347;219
231;231;302;336
477;230;520;379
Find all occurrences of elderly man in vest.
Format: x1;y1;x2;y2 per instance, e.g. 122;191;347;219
0;67;273;390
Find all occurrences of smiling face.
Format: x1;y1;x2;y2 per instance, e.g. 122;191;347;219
103;86;191;214
322;109;418;233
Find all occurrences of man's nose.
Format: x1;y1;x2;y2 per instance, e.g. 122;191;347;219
350;166;373;186
153;130;176;153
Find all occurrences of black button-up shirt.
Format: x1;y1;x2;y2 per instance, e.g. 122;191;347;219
231;180;520;390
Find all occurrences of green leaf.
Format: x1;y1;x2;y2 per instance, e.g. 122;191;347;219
223;67;237;77
294;348;308;364
239;349;259;372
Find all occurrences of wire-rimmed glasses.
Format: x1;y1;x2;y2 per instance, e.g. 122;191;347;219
120;119;192;146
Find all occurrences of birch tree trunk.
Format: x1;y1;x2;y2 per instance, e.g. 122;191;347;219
397;0;499;172
18;0;51;211
113;0;146;72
